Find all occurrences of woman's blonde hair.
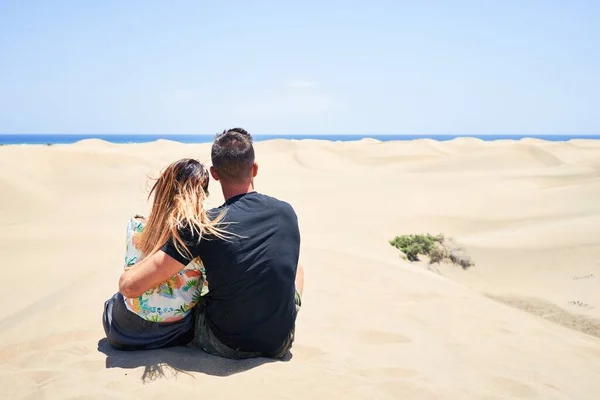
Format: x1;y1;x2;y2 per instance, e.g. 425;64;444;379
137;158;229;261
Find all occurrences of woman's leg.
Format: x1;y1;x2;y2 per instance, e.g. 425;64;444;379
102;292;194;351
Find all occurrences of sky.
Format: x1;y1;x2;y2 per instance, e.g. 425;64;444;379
0;0;598;135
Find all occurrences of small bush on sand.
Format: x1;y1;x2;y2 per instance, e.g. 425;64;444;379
389;234;474;269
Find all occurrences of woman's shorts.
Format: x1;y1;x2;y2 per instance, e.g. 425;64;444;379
102;292;194;351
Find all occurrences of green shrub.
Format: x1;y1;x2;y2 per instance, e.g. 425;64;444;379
389;233;473;269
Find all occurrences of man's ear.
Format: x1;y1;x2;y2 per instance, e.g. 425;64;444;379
210;166;220;181
252;162;258;178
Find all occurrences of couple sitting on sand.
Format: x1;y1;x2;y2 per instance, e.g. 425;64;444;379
102;128;304;359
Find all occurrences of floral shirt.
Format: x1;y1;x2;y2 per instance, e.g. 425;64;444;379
122;216;208;322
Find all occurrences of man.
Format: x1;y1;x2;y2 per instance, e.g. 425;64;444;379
119;128;304;359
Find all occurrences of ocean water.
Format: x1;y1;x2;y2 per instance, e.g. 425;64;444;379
0;133;599;145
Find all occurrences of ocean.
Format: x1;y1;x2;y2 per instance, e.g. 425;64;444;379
0;134;599;145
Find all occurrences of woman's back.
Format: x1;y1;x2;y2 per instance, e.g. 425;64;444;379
122;215;208;322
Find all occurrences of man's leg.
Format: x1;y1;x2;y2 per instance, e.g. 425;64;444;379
192;297;262;359
191;265;305;360
266;286;302;359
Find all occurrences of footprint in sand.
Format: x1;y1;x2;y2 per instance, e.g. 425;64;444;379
357;330;412;344
490;377;538;398
568;300;594;310
291;344;328;360
572;274;594;280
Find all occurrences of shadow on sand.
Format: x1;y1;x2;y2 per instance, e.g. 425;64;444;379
98;338;292;383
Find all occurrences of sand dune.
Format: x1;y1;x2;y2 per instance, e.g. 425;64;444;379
403;143;564;173
72;138;115;147
1;139;600;399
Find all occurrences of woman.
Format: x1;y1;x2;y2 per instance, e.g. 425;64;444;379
102;158;227;350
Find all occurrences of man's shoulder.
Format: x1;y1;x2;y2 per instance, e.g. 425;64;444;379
206;192;296;221
257;193;297;216
206;205;229;225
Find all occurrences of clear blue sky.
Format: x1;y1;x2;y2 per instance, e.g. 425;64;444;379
0;1;598;135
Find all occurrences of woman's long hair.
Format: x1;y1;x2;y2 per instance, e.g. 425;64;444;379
137;158;229;261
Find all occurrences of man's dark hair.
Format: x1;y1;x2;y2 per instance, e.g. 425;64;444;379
211;127;255;183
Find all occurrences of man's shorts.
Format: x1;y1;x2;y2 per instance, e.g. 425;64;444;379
294;289;302;312
193;289;301;360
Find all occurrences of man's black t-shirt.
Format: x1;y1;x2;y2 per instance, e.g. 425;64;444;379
161;191;300;354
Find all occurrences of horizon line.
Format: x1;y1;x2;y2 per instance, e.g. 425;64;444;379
2;133;600;136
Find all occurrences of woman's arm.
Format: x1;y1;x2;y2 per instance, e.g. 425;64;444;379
119;250;186;298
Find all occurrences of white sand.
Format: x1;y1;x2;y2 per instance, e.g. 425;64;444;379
1;138;599;399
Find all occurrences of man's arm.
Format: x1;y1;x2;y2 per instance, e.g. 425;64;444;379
119;250;187;298
295;262;304;296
